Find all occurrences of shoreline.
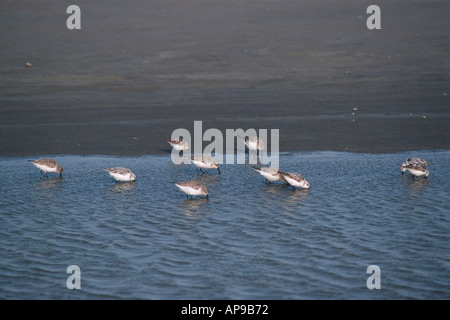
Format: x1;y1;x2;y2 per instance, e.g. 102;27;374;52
3;149;450;160
0;100;448;156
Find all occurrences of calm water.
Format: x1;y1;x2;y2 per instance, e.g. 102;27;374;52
0;150;449;299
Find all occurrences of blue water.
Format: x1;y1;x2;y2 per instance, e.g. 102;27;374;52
0;150;449;299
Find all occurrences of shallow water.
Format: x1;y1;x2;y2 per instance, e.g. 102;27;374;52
0;150;449;299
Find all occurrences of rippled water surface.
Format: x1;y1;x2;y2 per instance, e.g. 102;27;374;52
0;150;449;299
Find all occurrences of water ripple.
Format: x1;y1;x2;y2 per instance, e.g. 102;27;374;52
0;151;449;299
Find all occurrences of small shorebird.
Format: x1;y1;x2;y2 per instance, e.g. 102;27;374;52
280;172;310;189
402;164;429;179
239;135;265;151
103;167;136;182
253;166;286;184
401;158;430;179
191;154;221;174
174;180;209;199
167;138;189;151
29;159;63;177
401;158;431;173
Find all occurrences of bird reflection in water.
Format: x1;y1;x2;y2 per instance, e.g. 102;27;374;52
37;176;64;190
110;181;136;193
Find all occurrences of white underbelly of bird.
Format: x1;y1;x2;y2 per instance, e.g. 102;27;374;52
33;163;59;173
253;167;285;183
174;180;209;199
281;173;310;189
103;167;136;182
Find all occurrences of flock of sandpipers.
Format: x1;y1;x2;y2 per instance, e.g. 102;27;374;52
28;136;431;200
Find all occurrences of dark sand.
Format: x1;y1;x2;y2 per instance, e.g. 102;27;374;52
1;0;449;156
